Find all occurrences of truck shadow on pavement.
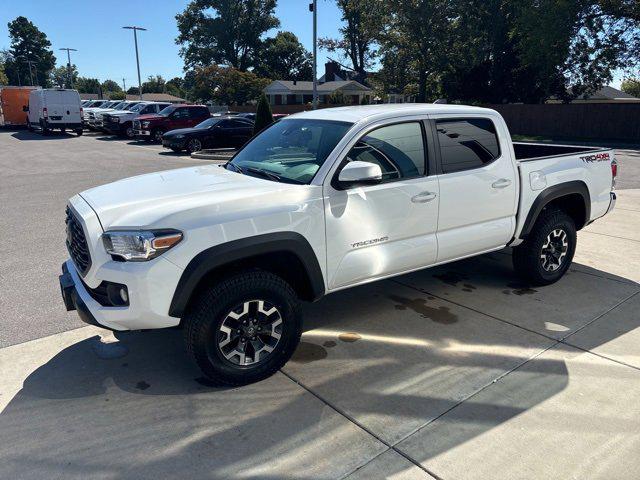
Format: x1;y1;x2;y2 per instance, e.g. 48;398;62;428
1;252;639;479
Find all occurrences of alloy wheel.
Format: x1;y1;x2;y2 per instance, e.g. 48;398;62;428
217;299;283;366
188;138;202;152
540;228;568;272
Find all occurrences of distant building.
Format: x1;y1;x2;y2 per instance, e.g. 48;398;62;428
547;86;640;104
264;62;372;106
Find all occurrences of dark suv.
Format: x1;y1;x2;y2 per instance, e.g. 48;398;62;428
132;104;210;142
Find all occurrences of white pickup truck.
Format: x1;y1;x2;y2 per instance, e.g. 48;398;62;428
59;104;617;385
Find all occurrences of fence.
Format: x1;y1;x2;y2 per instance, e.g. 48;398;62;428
230;102;640;143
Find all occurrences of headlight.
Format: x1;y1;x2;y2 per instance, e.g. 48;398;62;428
102;230;183;261
142;121;150;128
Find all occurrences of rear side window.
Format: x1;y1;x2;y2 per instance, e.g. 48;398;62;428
436;118;500;173
345;122;425;180
172;108;190;119
190;107;209;119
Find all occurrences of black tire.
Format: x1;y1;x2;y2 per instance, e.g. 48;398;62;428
123;124;135;139
186;138;203;154
75;129;83;136
60;127;66;133
152;128;164;143
170;147;182;153
183;270;302;386
513;207;576;286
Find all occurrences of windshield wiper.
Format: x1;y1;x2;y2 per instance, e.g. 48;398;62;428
245;167;282;183
225;162;244;174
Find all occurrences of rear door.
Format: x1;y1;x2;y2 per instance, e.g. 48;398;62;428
167;107;190;130
432;115;518;262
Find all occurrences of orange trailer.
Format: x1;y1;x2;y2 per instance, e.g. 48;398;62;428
0;86;39;127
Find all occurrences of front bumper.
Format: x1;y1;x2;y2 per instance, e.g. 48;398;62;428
162;138;187;149
133;129;151;136
59;257;184;331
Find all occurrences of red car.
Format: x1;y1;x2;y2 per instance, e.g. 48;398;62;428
132;104;210;142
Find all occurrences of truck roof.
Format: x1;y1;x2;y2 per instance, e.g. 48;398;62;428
288;104;497;124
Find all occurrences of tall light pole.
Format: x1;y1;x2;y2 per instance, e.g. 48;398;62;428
309;1;318;110
59;47;77;88
122;78;126;94
123;26;146;100
20;57;35;85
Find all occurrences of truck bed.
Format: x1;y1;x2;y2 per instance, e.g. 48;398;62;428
513;142;605;161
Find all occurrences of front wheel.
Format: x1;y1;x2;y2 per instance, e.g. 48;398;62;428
183;271;302;386
186;138;202;154
75;128;83;136
513;207;576;286
152;128;164;143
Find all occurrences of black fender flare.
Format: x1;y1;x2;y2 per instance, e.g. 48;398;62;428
169;232;325;318
520;180;590;238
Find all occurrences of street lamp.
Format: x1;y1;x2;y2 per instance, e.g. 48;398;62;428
59;48;77;88
309;1;318;110
122;26;147;100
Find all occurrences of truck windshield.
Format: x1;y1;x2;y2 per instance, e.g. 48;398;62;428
227;119;353;185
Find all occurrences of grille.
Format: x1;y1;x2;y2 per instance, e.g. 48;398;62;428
65;206;92;275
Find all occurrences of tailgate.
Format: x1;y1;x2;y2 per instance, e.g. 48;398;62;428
515;148;614;239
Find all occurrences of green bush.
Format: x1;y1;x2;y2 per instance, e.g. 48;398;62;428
253;93;273;135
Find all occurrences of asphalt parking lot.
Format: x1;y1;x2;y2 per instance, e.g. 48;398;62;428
1;129;639;479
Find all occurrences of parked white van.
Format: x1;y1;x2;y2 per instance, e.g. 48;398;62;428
27;88;83;136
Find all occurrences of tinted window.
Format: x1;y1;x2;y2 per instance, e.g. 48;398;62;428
190;107;209;118
229;119;253;127
345;122;425;180
158;105;175;116
172;108;190;119
436;118;500;173
229;119;352;184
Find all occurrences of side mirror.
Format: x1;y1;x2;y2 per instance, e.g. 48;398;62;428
337;161;382;188
23;105;29;112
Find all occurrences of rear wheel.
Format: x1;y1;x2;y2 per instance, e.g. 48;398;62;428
75;128;83;136
183;270;302;386
513;207;576;285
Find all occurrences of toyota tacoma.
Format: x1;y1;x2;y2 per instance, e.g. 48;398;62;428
60;104;617;386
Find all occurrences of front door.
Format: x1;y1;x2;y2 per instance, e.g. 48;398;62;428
433;115;518;262
324;121;440;290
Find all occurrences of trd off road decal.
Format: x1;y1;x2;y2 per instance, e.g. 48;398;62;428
580;152;610;163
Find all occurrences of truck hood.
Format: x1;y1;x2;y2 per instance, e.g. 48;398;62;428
80;165;312;229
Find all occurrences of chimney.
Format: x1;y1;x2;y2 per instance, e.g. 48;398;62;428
325;61;340;82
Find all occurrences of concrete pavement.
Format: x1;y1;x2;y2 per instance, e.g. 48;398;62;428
1;129;639;479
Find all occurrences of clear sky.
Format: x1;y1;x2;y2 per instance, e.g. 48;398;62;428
0;0;623;88
0;0;344;87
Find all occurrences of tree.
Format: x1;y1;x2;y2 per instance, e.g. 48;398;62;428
253;93;273;135
318;0;385;74
127;86;140;95
382;0;456;102
141;75;166;93
176;0;280;71
3;16;56;87
621;78;640;98
109;91;126;100
192;65;270;105
166;77;186;98
101;79;122;93
75;77;101;94
50;64;78;88
0;63;9;85
254;32;313;80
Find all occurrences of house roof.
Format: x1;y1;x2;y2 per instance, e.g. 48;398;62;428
265;80;372;93
582;86;638;101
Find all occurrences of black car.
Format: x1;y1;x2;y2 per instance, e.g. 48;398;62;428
162;116;254;153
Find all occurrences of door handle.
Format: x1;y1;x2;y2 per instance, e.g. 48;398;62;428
492;178;512;189
411;191;438;203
